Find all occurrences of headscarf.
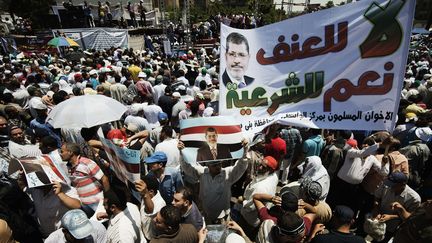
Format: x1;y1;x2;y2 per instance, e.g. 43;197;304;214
299;156;328;181
107;129;127;147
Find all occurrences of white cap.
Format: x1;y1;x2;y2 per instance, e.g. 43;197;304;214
172;92;181;98
138;72;147;78
225;233;245;243
33;99;48;110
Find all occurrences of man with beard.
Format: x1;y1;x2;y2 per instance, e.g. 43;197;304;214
240;156;279;228
103;189;145;243
8;126;42;158
172;187;203;231
179;140;248;224
29;100;61;148
222;32;254;88
151;205;198;243
145;152;183;205
0;116;9;147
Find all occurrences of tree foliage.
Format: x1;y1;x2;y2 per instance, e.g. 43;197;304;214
326;1;335;8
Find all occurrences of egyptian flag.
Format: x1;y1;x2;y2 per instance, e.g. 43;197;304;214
101;138;141;185
180;116;244;164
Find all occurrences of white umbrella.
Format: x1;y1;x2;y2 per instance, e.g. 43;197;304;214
47;95;127;128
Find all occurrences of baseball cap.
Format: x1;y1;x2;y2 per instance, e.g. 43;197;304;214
277;211;305;236
158;112;168;121
263;156;278;170
384;171;408;186
280;187;299;212
145;151;168;164
61;209;94;239
333;205;355;224
300;177;322;201
346;138;358;148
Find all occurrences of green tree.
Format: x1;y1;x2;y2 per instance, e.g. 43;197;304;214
326;1;335;8
4;0;53;27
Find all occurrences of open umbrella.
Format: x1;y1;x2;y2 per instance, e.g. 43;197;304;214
47;95;127;128
47;37;80;47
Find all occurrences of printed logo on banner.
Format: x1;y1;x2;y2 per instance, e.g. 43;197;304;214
219;0;415;134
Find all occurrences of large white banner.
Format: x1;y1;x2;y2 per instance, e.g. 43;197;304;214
53;28;128;51
219;0;415;134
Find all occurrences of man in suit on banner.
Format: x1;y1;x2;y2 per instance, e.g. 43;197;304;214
196;127;232;162
222;32;254;88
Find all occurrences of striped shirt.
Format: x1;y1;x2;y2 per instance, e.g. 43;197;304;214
70;156;104;205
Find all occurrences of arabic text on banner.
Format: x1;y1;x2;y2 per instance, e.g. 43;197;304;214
219;0;415;134
180;116;244;164
101;138;141;185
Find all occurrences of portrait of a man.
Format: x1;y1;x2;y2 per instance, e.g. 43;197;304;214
222;32;254;88
196;127;232;162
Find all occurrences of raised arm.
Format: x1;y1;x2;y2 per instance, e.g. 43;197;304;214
178;141;205;178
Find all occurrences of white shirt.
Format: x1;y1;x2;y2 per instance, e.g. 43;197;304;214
28;96;43;118
172;101;187;118
8;141;42;158
140;192;166;240
180;157;248;222
143;104;162;129
107;202;146;243
124;115;150;132
375;184;421;232
241;172;279;227
337;144;382;184
153;84;167;104
149;126;177;147
45;220;107;243
177;76;189;86
29;184;81;237
12;88;30;109
226;70;246;87
155;138;180;168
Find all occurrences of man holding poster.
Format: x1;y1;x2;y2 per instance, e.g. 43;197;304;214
222;32;255;88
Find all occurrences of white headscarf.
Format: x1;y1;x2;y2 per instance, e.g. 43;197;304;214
299;156;328;181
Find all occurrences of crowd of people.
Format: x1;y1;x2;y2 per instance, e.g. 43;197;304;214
0;17;431;243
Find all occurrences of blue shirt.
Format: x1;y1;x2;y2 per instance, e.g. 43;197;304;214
303;135;325;157
149;167;183;204
30;118;62;148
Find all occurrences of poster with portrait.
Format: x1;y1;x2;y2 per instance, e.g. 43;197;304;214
101;138;141;185
180;116;244;164
8;156;66;188
219;0;415;134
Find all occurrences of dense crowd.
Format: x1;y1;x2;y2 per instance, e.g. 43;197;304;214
0;24;431;243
